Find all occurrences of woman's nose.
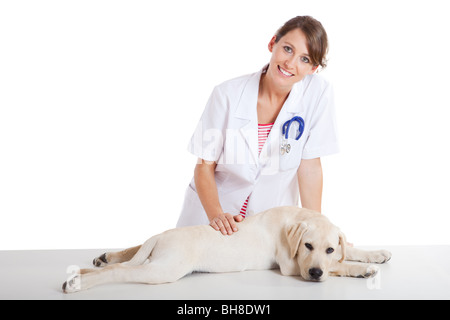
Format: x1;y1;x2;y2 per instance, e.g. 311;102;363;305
284;57;295;70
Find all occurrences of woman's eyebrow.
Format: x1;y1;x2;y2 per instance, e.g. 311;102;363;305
284;41;310;57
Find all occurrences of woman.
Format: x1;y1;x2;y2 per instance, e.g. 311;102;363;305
177;16;339;235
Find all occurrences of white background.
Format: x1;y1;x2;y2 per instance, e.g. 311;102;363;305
1;0;449;250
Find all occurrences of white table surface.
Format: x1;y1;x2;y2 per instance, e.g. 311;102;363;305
0;246;449;300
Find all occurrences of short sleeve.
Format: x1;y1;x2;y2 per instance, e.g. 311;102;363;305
188;86;228;162
302;82;340;159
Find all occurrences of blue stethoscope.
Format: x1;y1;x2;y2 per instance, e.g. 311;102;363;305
280;116;305;155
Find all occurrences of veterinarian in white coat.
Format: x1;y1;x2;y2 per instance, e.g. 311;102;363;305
177;16;339;235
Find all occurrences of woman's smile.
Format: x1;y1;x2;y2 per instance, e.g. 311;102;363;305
277;65;295;77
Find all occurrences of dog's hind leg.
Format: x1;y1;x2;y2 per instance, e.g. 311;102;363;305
93;234;160;268
63;261;192;293
93;245;142;267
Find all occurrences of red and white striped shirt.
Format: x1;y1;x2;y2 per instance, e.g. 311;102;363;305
239;123;274;217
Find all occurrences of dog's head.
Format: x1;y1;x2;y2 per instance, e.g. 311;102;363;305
286;216;346;281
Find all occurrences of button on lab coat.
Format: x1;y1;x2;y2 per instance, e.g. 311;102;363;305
177;65;339;227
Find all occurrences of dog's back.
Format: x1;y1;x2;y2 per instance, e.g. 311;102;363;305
142;206;320;273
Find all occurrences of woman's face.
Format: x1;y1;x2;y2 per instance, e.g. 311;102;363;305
266;28;319;90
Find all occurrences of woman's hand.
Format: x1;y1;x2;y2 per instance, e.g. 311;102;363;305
209;213;244;235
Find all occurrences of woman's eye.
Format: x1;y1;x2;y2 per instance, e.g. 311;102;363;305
301;56;310;63
284;46;293;54
326;248;334;254
305;243;313;250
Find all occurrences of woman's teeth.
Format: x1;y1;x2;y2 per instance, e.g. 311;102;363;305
278;66;294;77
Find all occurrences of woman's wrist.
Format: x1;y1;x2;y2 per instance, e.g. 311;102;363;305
206;210;225;222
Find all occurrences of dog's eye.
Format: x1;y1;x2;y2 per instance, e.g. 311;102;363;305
305;243;313;251
326;248;334;254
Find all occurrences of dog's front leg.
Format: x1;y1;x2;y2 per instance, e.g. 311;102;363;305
278;260;300;277
344;247;392;264
276;250;300;276
329;261;379;279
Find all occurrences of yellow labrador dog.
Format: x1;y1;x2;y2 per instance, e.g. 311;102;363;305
63;207;391;293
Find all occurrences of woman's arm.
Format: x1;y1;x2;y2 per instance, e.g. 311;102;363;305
194;158;242;235
297;158;323;213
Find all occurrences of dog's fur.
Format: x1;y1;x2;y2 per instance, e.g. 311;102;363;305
63;206;391;293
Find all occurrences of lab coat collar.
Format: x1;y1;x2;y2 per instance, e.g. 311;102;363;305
234;69;262;121
234;64;303;166
234;64;301;121
233;67;263;165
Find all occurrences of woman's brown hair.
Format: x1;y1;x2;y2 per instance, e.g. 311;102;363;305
275;16;329;69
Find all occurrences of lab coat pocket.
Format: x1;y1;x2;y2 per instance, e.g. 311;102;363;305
279;137;305;171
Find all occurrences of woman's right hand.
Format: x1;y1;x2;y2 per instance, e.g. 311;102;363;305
209;213;244;236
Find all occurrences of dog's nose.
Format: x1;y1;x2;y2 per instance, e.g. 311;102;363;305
308;268;323;280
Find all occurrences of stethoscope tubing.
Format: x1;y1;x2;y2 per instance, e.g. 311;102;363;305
282;116;305;141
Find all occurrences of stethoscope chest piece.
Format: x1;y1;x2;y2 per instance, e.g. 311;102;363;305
280;142;291;155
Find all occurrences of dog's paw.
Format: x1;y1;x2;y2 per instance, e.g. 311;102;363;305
93;253;108;267
357;265;379;279
62;273;82;293
368;250;392;264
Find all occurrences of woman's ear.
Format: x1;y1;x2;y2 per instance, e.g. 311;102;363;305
308;64;320;75
338;231;347;263
286;222;308;259
268;36;277;53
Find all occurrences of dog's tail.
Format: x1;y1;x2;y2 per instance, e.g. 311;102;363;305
124;235;159;266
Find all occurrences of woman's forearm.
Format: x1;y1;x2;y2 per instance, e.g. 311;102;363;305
297;158;323;213
194;159;224;221
194;158;243;235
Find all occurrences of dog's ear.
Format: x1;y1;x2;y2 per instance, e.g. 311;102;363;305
286;222;308;259
338;231;346;263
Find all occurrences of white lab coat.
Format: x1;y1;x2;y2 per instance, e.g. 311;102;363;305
176;65;339;227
